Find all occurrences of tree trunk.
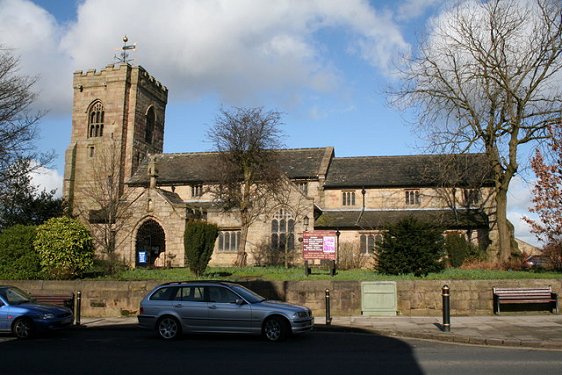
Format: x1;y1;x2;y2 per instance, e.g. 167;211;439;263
235;221;249;267
494;188;514;264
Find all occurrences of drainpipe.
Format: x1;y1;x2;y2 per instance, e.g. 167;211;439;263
355;187;366;226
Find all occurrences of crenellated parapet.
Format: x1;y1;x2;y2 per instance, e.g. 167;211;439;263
73;63;168;93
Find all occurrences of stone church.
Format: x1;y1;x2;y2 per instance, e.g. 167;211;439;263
63;63;496;268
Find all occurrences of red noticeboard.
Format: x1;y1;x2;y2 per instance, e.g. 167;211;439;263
303;231;337;260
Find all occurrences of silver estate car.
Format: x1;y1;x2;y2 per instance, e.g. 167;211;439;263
138;281;314;342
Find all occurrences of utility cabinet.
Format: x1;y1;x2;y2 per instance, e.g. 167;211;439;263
361;281;397;316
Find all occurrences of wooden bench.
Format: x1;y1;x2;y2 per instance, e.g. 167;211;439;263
493;287;559;315
32;293;75;311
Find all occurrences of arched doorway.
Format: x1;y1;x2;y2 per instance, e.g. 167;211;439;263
135;219;166;267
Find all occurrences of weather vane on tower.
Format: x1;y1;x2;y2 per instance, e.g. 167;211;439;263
114;35;136;64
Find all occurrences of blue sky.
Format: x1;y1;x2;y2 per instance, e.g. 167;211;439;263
0;0;545;245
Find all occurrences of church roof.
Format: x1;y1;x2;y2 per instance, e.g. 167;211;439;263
324;153;493;188
128;147;492;189
128;147;334;186
315;209;489;230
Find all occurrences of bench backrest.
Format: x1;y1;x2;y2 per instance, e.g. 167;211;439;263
493;287;553;297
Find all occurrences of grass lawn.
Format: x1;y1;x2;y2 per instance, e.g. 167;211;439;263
104;266;562;282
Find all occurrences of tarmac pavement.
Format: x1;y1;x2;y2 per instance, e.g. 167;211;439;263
78;314;562;350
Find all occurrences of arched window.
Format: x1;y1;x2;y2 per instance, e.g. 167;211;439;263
88;101;104;138
271;209;295;251
145;107;155;144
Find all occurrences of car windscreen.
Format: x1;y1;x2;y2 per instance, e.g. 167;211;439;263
229;284;266;304
2;287;32;305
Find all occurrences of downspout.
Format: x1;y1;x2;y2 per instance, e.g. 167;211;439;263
355;187;366;226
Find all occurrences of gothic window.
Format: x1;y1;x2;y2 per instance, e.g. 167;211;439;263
217;231;240;252
88;101;104;138
405;190;421;205
342;191;356;206
271;209;295;251
145;107;155;144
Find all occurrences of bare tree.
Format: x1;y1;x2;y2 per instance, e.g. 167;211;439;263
0;47;53;195
208;106;284;266
390;0;562;262
268;177;312;268
75;138;136;258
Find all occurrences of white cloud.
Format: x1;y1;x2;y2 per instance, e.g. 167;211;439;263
397;0;445;20
1;0;409;113
507;175;541;247
0;0;73;114
29;166;64;198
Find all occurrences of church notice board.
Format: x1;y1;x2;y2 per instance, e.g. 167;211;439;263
303;231;337;260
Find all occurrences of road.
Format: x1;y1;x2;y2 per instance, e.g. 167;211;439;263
1;325;561;374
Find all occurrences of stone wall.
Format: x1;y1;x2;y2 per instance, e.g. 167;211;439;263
3;279;560;318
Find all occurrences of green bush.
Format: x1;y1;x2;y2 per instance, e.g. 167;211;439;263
444;233;484;267
377;217;445;277
34;217;95;279
445;233;468;267
0;225;42;279
184;220;219;276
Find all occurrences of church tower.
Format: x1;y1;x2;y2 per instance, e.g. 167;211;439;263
63;63;168;219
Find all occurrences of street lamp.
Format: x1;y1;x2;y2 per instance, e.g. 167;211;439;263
335;229;340;265
303;215;309;232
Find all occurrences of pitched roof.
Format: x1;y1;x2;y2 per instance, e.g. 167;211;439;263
324;153;493;188
128;147;333;186
314;209;489;230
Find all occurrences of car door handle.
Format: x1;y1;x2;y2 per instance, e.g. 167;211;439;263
208;304;217;309
173;304;182;308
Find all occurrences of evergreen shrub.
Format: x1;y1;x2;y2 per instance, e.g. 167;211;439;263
34;217;94;279
0;225;42;279
377;217;445;277
184;220;219;276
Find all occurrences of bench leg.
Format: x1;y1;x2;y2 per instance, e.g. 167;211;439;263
493;297;500;315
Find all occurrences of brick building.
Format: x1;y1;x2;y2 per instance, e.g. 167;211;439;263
64;63;496;268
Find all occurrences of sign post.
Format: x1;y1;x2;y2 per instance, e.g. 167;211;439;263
303;231;337;276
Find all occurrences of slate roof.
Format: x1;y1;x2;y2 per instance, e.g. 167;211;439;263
324;153;493;188
128;148;492;190
314;209;489;230
128;147;333;186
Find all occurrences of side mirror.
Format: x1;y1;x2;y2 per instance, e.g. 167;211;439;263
235;299;245;305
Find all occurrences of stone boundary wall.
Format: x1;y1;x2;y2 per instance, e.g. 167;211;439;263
3;279;560;317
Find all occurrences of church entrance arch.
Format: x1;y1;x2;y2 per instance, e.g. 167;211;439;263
135;219;166;267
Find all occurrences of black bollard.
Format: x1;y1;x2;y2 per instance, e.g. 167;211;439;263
325;289;332;325
442;285;450;332
75;291;82;326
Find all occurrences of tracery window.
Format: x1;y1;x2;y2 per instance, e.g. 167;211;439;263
271;208;295;251
88;101;104;138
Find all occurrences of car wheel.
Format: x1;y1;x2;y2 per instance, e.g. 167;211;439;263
156;316;181;340
13;318;34;339
263;316;287;342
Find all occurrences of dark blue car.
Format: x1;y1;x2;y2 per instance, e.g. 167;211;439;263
0;285;74;339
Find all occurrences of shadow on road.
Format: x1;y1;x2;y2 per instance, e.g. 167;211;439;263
1;323;424;375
